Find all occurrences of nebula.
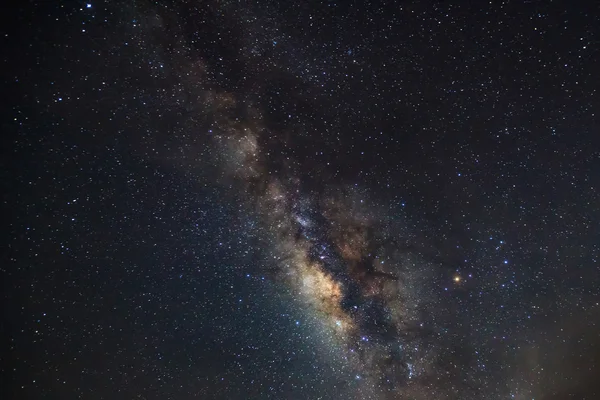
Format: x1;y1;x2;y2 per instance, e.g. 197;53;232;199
204;88;451;399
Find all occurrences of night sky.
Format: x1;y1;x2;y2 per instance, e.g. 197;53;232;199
3;1;600;399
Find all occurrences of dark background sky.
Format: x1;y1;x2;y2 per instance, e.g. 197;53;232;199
2;1;600;399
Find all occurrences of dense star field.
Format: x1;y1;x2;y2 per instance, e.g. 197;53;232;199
2;1;600;399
